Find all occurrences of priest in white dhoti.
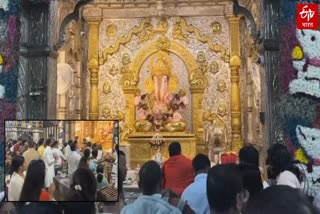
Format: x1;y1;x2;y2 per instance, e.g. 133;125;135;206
43;140;55;188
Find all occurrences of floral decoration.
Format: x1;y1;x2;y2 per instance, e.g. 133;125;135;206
278;0;320;197
0;0;9;12
294;148;309;165
0;54;3;73
0;54;3;65
292;46;303;60
135;89;188;131
0;84;5;99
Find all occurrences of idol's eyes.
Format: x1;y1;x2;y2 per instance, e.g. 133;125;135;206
311;36;315;41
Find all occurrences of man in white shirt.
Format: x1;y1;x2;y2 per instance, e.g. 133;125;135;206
43;140;55;188
52;141;66;175
64;140;72;158
8;155;26;201
111;150;118;188
67;142;81;175
181;154;210;214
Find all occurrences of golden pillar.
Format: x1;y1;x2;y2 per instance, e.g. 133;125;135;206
86;18;101;120
123;87;139;130
190;87;205;154
228;16;242;151
230;55;242;151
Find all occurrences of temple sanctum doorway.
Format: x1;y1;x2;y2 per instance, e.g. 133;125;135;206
51;0;267;168
12;0;277;170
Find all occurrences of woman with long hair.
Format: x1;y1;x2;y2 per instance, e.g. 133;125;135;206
78;156;89;169
20;159;55;201
8;155;26;200
66;167;97;201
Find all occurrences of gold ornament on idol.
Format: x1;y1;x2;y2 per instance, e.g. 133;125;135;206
144;51;178;94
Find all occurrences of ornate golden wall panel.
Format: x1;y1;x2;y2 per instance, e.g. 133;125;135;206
128;133;197;168
228;16;243;151
82;15;244;158
85;17;102;120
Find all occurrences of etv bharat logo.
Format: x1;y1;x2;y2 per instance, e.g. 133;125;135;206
297;4;319;30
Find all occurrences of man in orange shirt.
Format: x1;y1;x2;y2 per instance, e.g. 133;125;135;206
162;142;194;196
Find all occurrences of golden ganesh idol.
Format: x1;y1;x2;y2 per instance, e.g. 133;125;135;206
134;51;188;132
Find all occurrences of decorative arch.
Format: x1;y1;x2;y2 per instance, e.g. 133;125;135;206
121;37;205;159
129;38;198;82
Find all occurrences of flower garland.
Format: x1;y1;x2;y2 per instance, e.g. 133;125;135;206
289;30;320;98
135;90;188;131
297;165;320;197
295;125;320;165
0;0;19;147
279;0;320;197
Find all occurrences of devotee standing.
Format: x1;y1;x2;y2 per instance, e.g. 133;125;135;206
89;149;99;173
37;138;45;159
67;142;81;175
238;163;263;200
10;140;16;153
97;144;104;160
266;144;301;188
207;164;249;214
43;139;55;188
244;185;316;214
8;156;26;201
121;160;181;214
162;142;194;196
84;142;92;154
20;159;55;201
52;141;66;175
111;146;118;188
181;154;210;214
64;140;72;158
22;140;40;169
239;144;269;189
66;167;97;201
78;156;90;169
96;164;108;190
19;140;28;155
13;138;22;155
116;145;127;182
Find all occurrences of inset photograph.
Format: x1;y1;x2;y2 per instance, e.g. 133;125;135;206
4;120;119;202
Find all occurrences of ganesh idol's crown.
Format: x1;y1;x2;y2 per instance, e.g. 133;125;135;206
144;50;179;93
149;51;173;78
